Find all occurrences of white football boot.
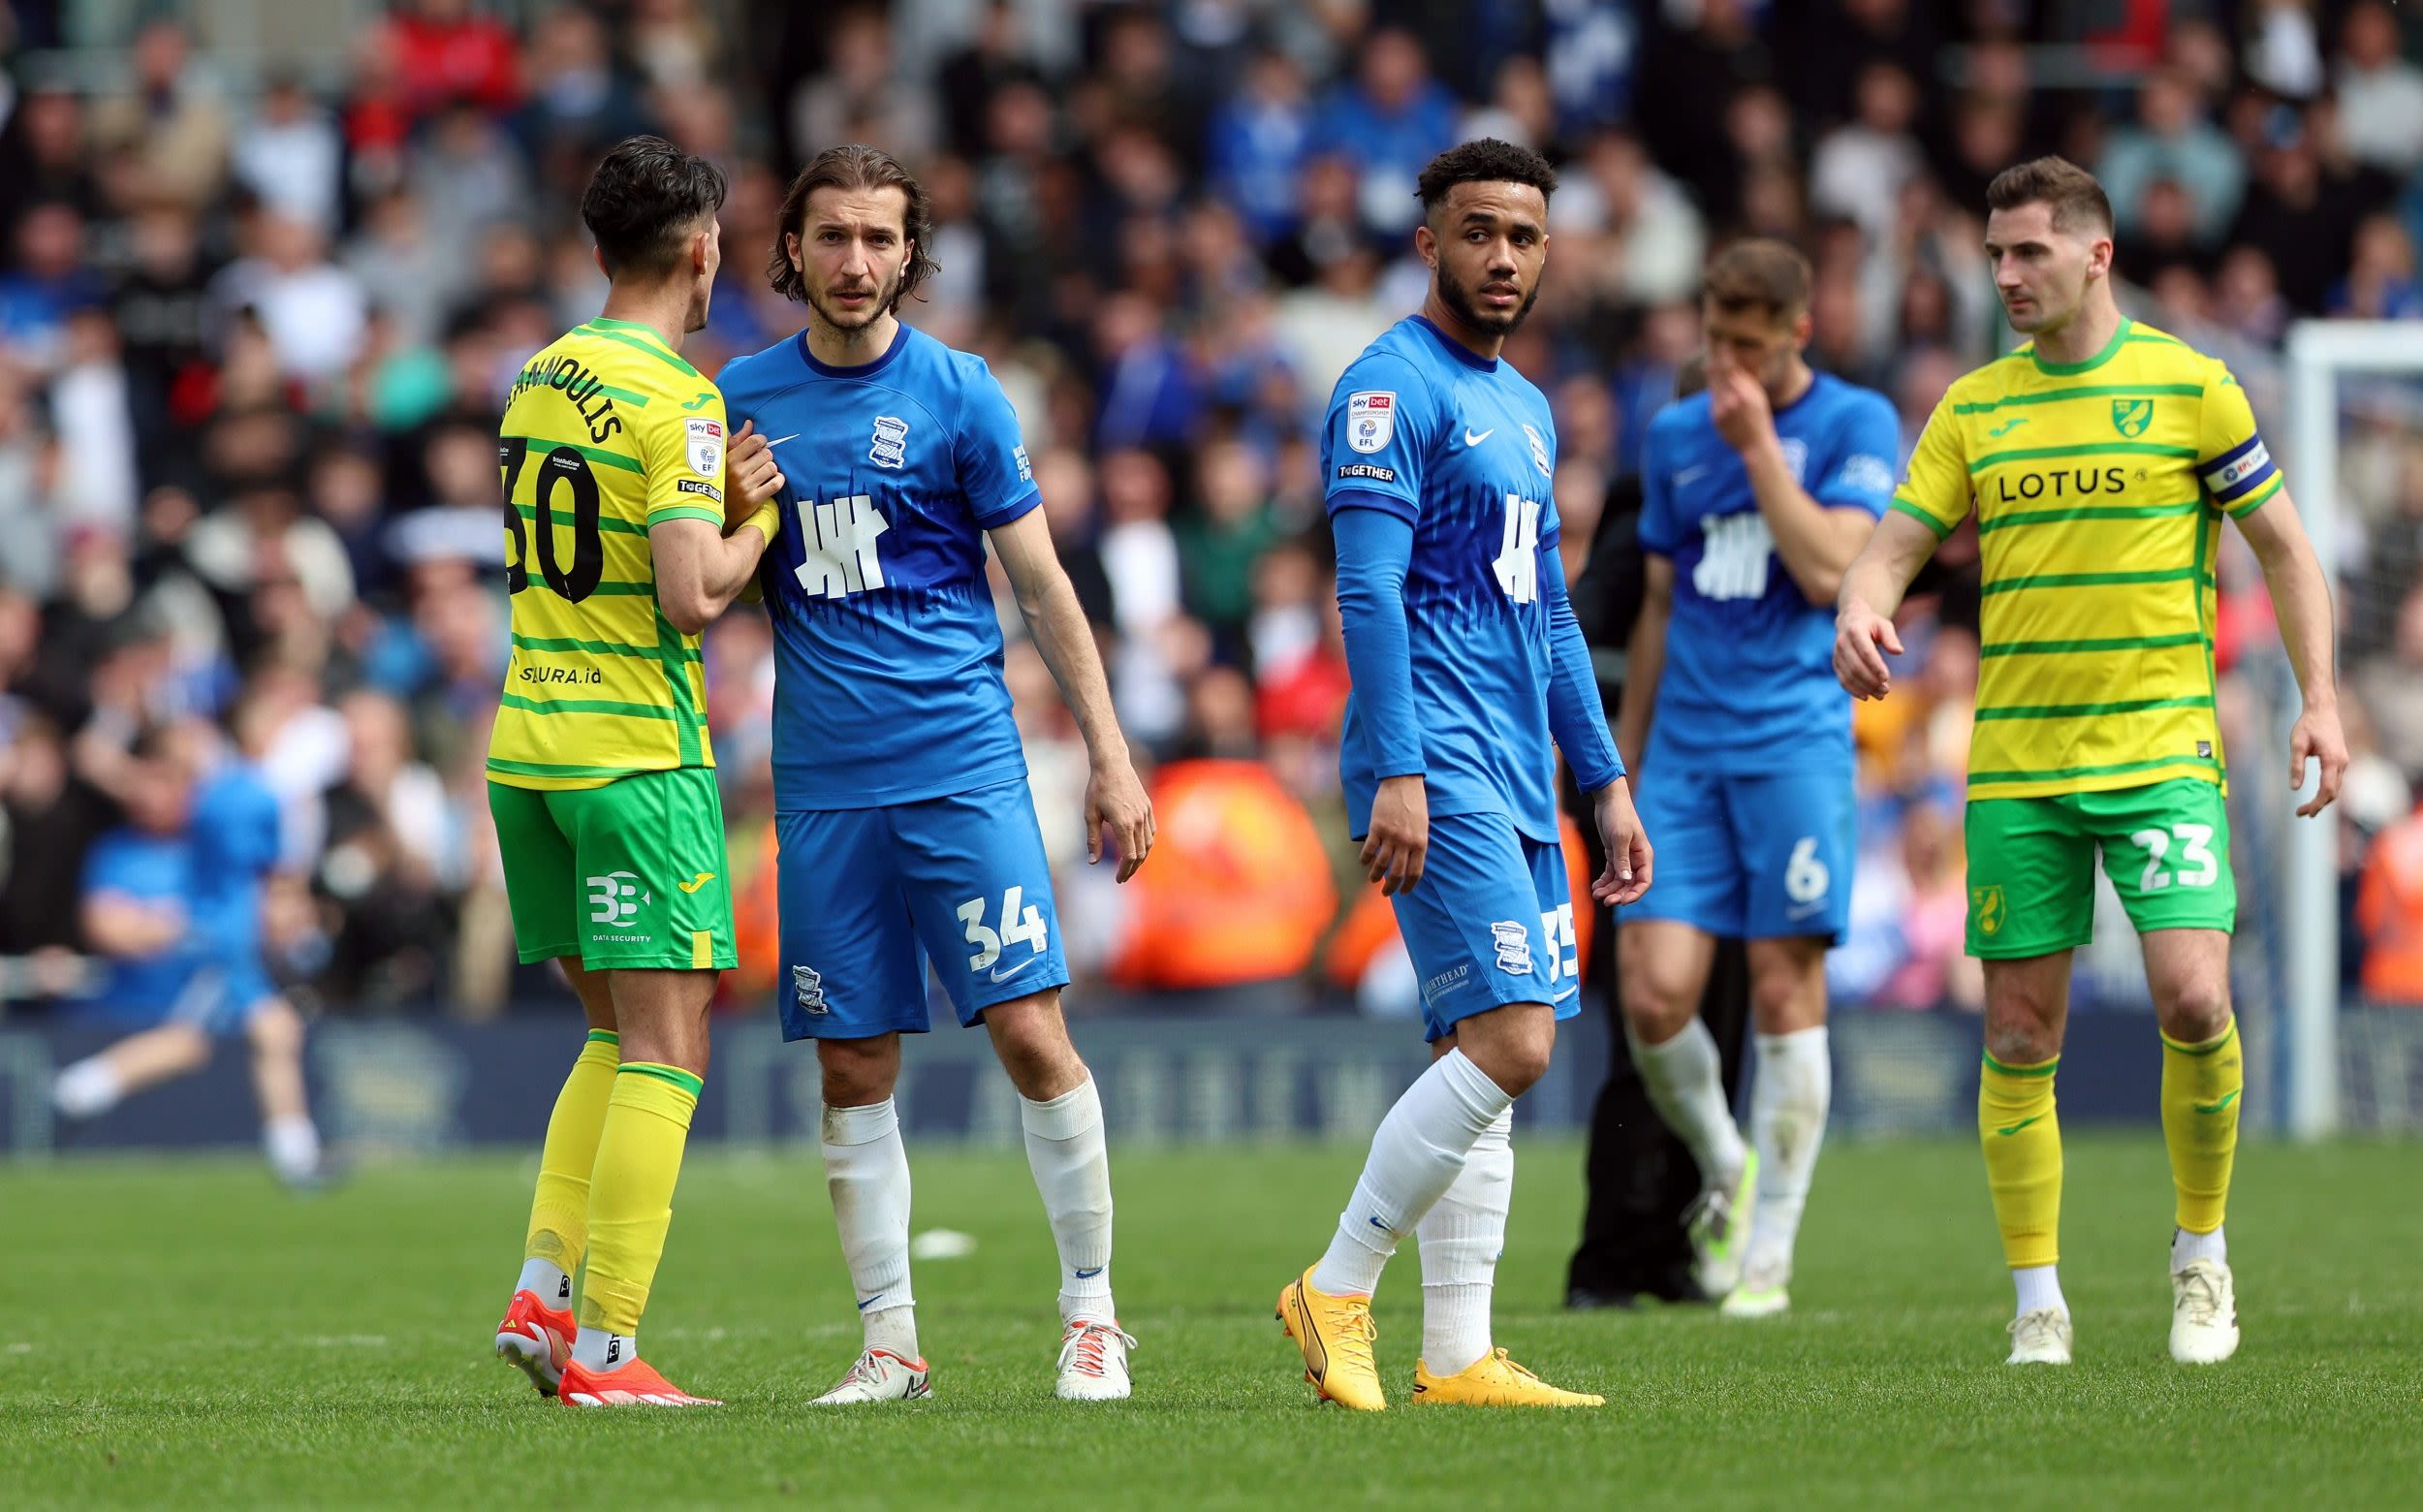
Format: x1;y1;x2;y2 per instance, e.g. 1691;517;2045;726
810;1347;931;1404
1054;1319;1136;1402
2169;1259;2240;1364
2006;1307;2074;1365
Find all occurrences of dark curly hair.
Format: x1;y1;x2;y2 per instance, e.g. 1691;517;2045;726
580;135;728;280
768;143;939;313
1414;138;1558;219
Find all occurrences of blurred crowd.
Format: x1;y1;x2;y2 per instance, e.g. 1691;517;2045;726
1;0;2420;1024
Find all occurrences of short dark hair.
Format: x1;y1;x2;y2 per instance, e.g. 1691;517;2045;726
769;143;939;312
1704;237;1813;321
1986;155;2114;236
580;135;728;280
1415;138;1558;219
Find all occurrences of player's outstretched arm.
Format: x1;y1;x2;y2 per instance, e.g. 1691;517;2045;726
988;507;1155;882
2233;490;2347;817
1832;508;1940;701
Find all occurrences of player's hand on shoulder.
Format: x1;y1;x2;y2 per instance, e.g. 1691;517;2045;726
1086;751;1156;884
1833;598;1903;700
1589;778;1652;907
1361;773;1429;897
2289;701;2349;819
1708;364;1773;454
723;420;785;531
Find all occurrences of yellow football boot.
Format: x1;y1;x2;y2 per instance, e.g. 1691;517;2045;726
1411;1349;1605;1407
1276;1267;1387;1410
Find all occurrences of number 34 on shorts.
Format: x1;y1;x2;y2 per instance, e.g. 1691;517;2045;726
1964;778;2237;959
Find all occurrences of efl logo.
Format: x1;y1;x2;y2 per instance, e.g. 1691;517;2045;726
1346;391;1396;454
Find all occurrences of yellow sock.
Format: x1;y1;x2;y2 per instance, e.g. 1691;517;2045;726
525;1029;620;1275
2161;1017;2242;1236
1979;1053;2062;1269
579;1062;702;1337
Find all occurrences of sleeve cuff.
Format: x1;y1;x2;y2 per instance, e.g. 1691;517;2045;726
1327;488;1419;525
646;505;726;527
971;487;1043;530
1890;497;1956;539
2227;474;2284;519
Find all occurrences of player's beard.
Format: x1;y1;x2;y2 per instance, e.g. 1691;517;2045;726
807;265;905;336
1437;266;1541;337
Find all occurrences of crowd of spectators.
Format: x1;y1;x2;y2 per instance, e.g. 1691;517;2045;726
0;0;2419;1023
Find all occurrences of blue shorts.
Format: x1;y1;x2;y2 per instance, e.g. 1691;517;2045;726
775;777;1071;1041
1622;764;1855;942
76;962;277;1037
1393;811;1580;1043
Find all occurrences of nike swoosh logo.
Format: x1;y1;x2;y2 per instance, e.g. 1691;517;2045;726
1674;463;1712;487
1463;427;1495;447
1995;1114;2044;1137
1552;985;1579;1003
856;1294;883;1311
1073;1267;1103;1279
989;954;1043;985
1989;418;2029;436
2192;1088;2241;1116
766;432;800;446
677;872;716;894
681;393;715;411
1368;1214;1391;1231
1785;899;1827;920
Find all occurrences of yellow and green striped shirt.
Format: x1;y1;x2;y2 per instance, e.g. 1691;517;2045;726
1892;318;2284;802
487;318;729;791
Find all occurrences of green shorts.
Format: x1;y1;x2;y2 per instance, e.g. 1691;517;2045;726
1965;778;2236;959
488;768;737;972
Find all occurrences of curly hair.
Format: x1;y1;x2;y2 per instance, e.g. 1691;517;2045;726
580;135;728;280
768;143;939;313
1414;138;1558;217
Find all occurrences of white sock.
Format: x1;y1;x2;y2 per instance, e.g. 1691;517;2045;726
863;1305;920;1361
53;1057;125;1119
1417;1107;1511;1377
2013;1264;2066;1317
1311;1049;1514;1298
823;1098;917;1348
515;1257;574;1311
572;1326;638;1372
1021;1074;1115;1324
2171;1225;2226;1272
264;1114;321;1181
1742;1026;1831;1282
1629;1017;1746;1190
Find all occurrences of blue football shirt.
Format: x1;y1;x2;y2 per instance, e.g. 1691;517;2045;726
79;827;200;1011
1637;371;1899;774
719;324;1040;810
1322;315;1568;844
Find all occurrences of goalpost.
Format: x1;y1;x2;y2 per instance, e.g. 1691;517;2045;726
2281;319;2422;1140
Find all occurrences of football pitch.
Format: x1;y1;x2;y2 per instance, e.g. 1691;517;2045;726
4;1136;2418;1509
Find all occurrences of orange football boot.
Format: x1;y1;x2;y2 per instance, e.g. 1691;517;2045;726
493;1289;575;1396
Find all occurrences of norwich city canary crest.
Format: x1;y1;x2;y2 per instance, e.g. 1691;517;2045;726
1971;884;2006;937
2111;398;2154;438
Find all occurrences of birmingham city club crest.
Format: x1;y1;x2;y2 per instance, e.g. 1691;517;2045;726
869;415;910;469
793;964;829;1014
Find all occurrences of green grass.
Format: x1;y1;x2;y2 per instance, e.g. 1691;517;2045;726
4;1136;2419;1508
